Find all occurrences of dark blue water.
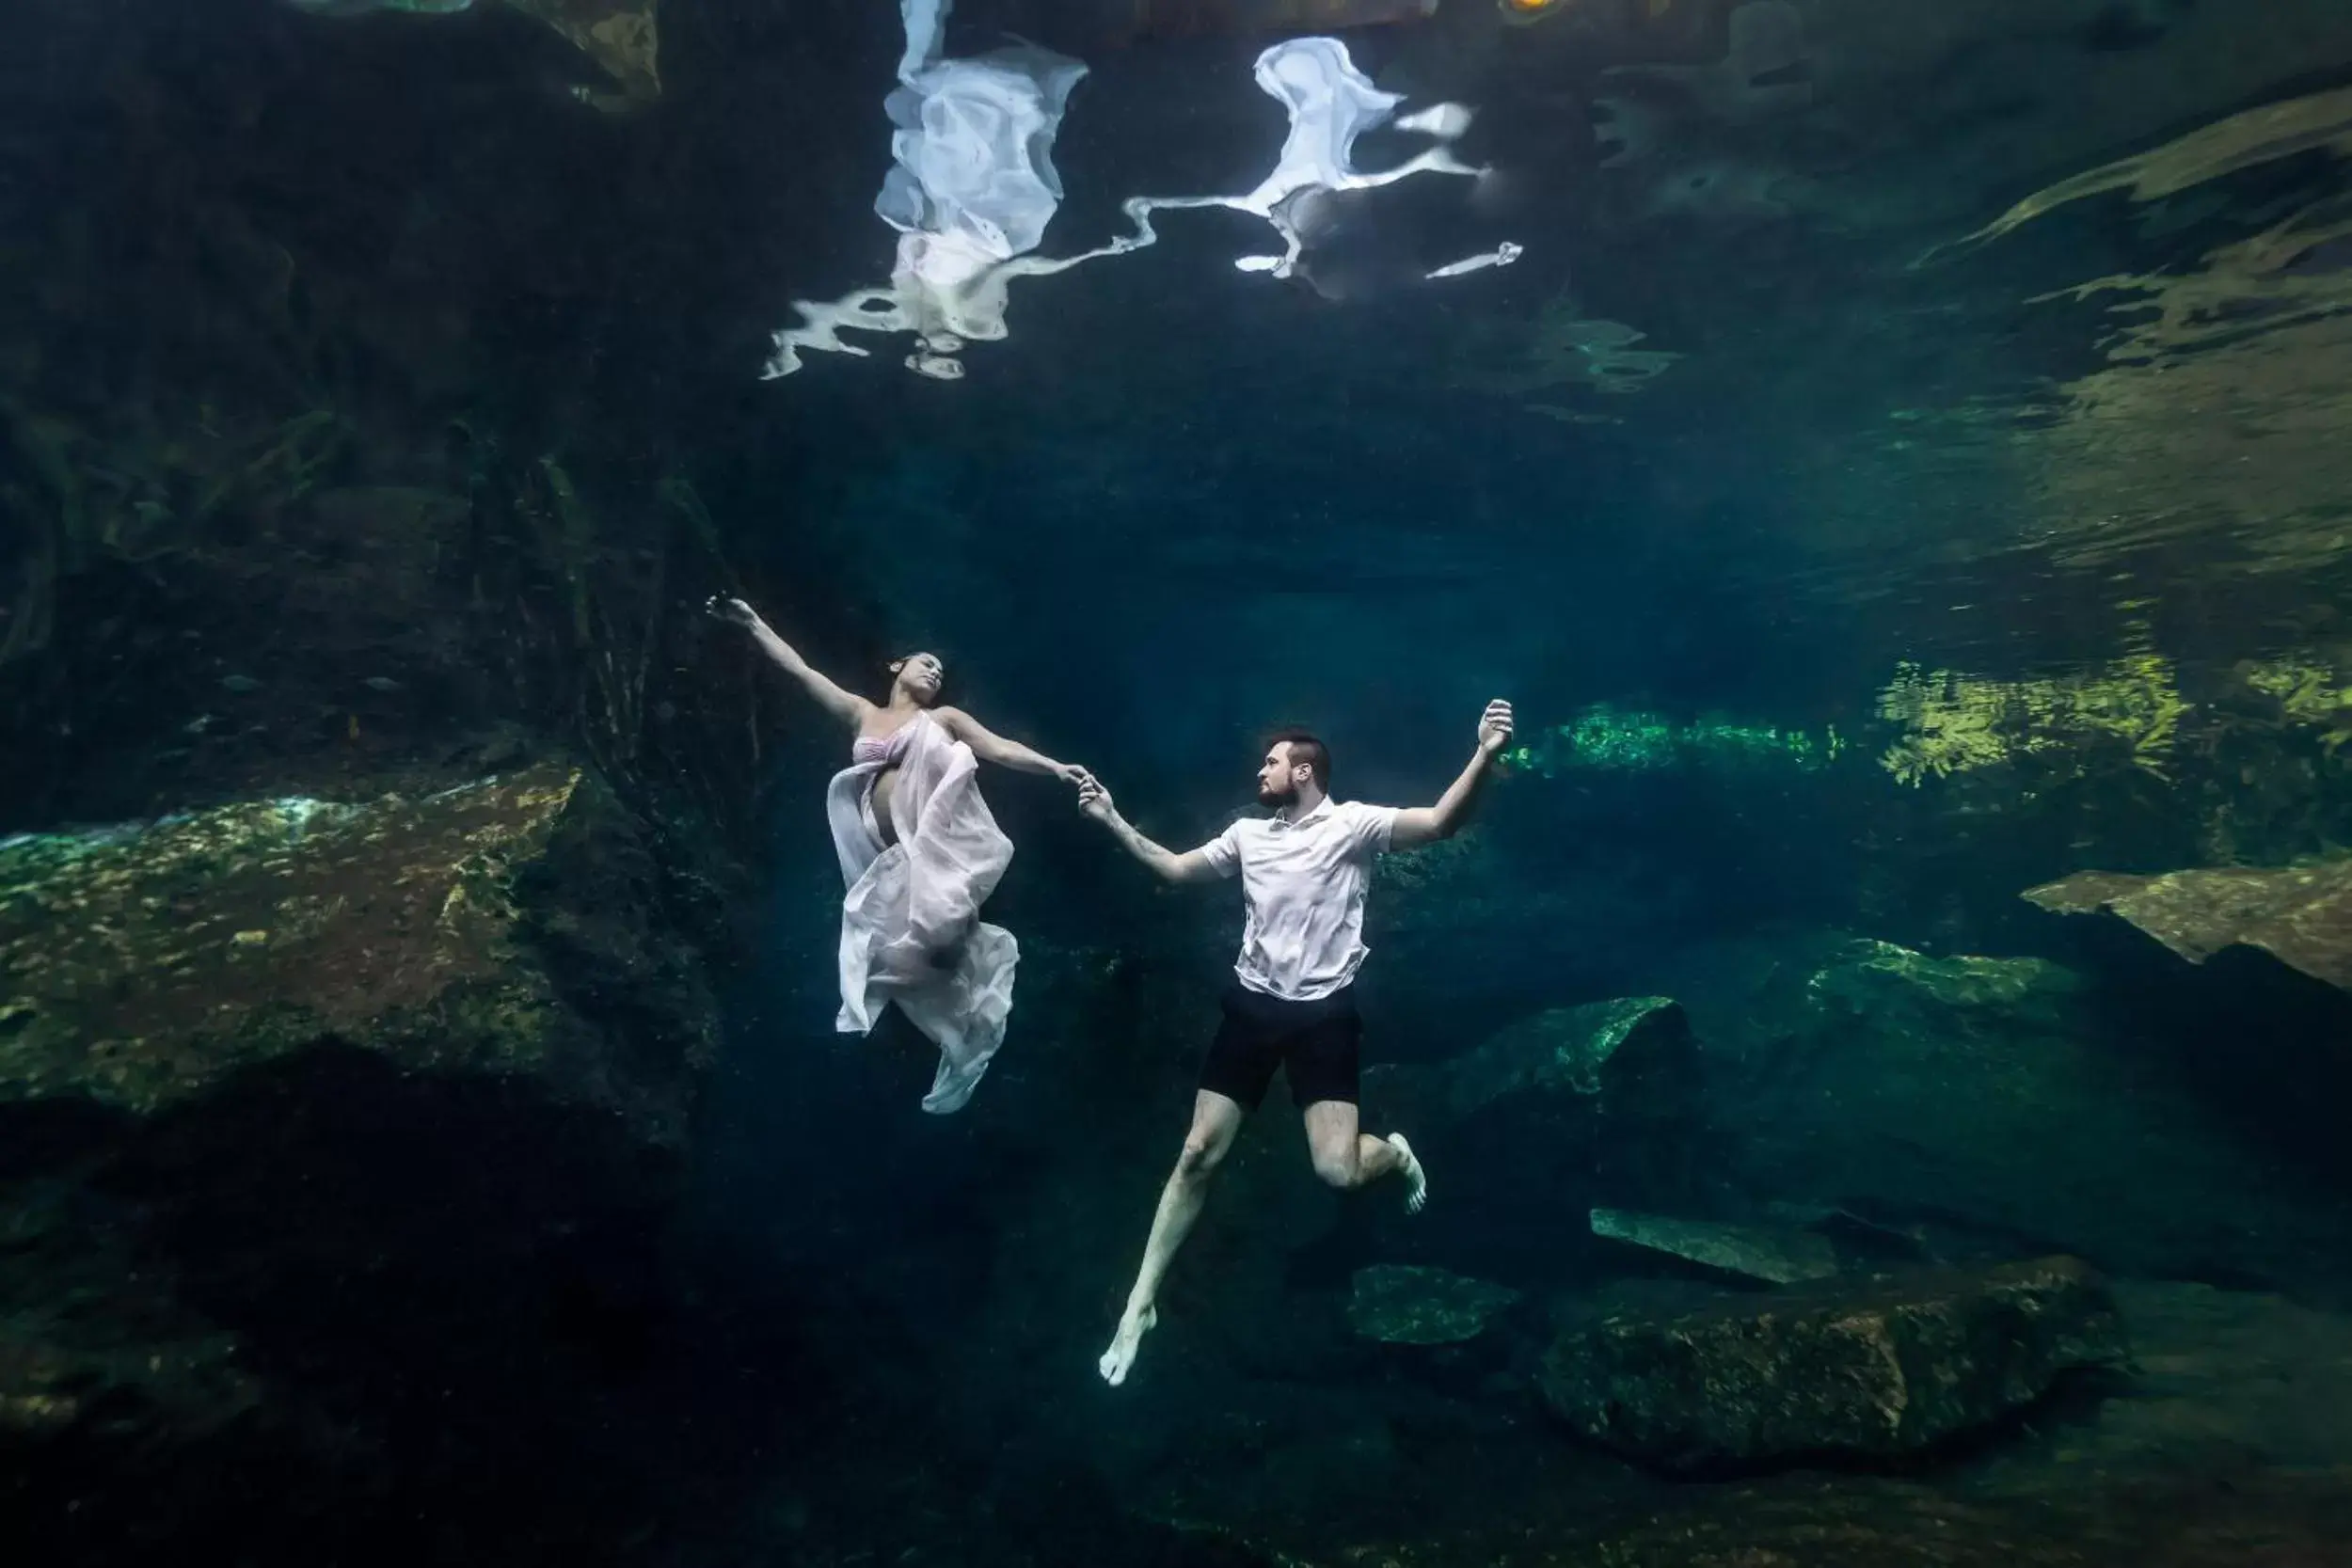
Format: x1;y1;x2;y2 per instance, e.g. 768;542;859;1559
8;1;2352;1563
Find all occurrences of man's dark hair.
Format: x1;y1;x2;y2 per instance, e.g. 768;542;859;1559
1267;729;1330;791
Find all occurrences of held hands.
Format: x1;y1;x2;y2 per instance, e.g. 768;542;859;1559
1075;775;1117;823
1477;698;1515;757
1055;762;1096;789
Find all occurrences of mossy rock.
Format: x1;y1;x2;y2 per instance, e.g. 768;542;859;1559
2026;859;2352;994
1539;1257;2128;1474
1347;1264;1522;1346
0;762;711;1144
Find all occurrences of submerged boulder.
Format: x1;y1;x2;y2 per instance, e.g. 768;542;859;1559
2025;860;2352;994
1358;996;1706;1282
0;1186;259;1447
1371;995;1691;1124
0;763;723;1550
1540;1257;2128;1474
0;762;712;1143
1347;1264;1521;1346
1367;996;1699;1192
1671;934;2352;1286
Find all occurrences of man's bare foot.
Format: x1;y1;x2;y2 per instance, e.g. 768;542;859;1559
1387;1133;1427;1213
1099;1304;1157;1386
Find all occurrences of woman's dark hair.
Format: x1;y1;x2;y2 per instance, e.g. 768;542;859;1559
1266;728;1330;790
888;651;947;704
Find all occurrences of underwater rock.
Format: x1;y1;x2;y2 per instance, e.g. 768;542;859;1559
1346;1264;1521;1346
0;763;723;1554
1588;1207;1840;1285
0;1200;259;1448
1539;1257;2127;1474
1358;998;1705;1281
2023;860;2352;994
1672;933;2352;1286
0;762;712;1144
1368;995;1691;1127
1363;995;1701;1234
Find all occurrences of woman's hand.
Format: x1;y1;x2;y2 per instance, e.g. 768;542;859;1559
707;594;764;631
1056;762;1095;789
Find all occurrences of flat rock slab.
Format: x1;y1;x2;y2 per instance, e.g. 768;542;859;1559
1348;1265;1522;1345
2024;860;2352;992
1590;1207;1841;1284
1539;1257;2128;1473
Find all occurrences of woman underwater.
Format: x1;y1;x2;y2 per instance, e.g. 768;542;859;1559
710;595;1089;1112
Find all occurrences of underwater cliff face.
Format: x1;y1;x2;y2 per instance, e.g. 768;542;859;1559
8;0;2352;1563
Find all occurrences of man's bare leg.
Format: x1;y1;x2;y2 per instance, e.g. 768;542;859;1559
1302;1100;1427;1211
1100;1090;1247;1387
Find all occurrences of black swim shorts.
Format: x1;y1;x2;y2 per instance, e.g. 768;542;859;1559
1198;979;1361;1111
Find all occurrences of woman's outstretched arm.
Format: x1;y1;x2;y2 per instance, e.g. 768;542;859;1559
934;706;1088;784
708;596;871;731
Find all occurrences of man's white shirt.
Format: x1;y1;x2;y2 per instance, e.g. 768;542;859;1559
1196;798;1399;1003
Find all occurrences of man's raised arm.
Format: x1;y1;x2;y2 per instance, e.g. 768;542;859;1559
1389;699;1515;849
1078;779;1224;885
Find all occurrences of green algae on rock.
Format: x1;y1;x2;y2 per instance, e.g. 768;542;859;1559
2024;859;2352;994
1347;1265;1522;1346
0;762;712;1143
1501;705;1840;778
1540;1258;2128;1474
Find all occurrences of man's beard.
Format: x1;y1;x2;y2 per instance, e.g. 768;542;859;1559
1258;782;1298;809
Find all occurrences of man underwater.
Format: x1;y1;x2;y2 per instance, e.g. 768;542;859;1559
1078;699;1515;1385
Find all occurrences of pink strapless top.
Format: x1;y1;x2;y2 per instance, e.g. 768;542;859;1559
851;721;918;766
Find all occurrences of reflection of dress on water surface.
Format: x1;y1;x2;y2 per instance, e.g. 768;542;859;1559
764;0;1519;380
826;712;1018;1115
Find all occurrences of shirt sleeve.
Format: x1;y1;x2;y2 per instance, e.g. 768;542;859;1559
1343;801;1400;856
1194;820;1244;879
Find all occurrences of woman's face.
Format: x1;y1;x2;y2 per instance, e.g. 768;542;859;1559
893;652;945;705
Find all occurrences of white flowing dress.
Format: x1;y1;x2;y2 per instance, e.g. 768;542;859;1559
825;713;1018;1113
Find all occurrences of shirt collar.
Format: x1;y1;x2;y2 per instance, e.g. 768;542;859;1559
1273;797;1334;831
